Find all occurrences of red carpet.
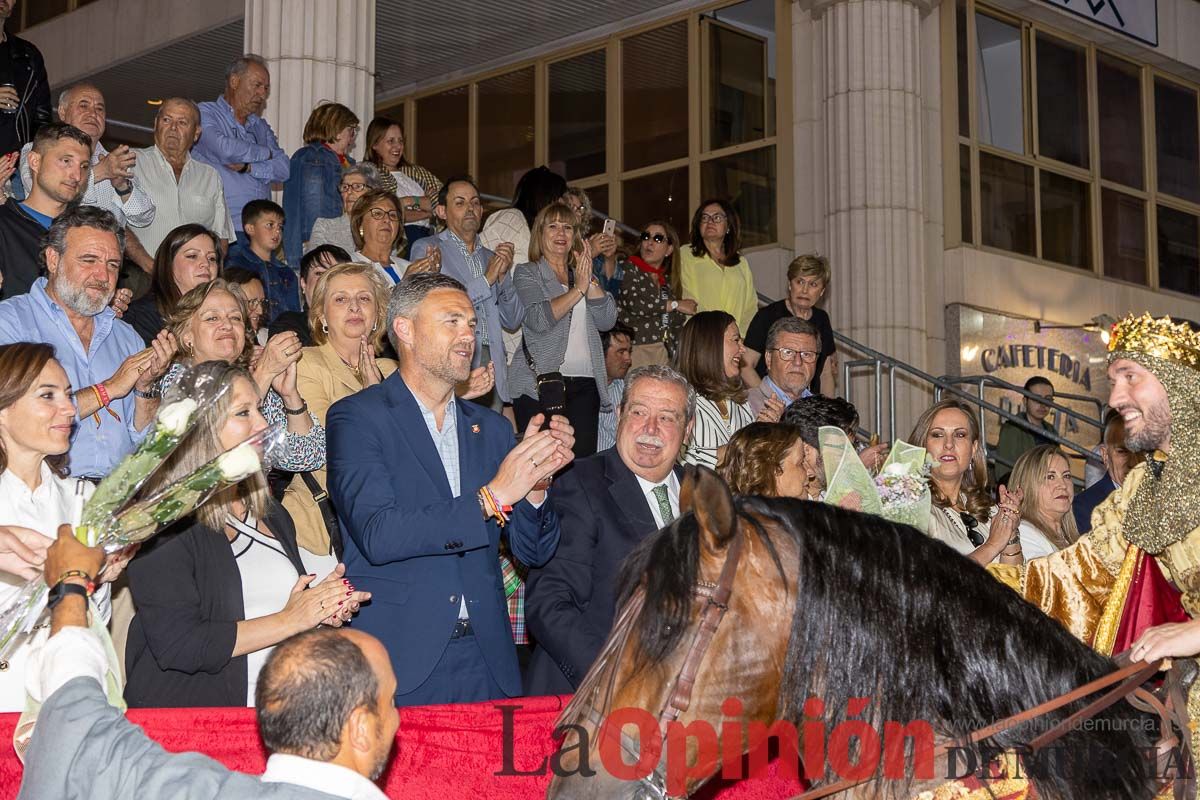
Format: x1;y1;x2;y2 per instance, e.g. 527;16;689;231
0;695;804;798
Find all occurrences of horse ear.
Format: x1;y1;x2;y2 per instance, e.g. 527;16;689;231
680;465;736;548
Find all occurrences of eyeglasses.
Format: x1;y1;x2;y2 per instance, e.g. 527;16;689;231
368;208;401;222
700;213;726;224
960;512;984;547
340;182;367;193
245;298;269;311
640;232;667;243
770;347;819;364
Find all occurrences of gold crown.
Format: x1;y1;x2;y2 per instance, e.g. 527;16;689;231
1108;313;1200;369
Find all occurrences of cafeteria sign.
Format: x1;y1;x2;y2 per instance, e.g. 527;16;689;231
1040;0;1158;46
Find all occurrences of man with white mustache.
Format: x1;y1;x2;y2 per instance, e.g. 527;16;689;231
0;205;175;478
525;364;695;694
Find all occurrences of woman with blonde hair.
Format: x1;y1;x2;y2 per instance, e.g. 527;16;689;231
283;262;396;569
282;102;360;267
124;361;370;707
907;399;1023;565
507;201;615;457
718;422;819;499
1005;444;1079;559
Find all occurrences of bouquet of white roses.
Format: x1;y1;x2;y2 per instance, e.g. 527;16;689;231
819;426;932;533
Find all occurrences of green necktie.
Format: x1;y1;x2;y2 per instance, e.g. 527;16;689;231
652;484;674;524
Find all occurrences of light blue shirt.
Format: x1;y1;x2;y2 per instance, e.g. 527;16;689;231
763;375;812;404
0;278;149;477
597;377;625;452
414;393;467;618
191;96;290;231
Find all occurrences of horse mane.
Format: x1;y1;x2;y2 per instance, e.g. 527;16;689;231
606;496;1155;800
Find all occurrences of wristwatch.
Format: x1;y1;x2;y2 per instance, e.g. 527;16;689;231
47;581;90;611
669;300;679;312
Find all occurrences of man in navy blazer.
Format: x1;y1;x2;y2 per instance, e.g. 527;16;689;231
409;175;523;407
327;272;575;706
525;365;695;694
1072;410;1142;534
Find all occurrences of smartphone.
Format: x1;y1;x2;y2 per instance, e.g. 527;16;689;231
602;218;616;237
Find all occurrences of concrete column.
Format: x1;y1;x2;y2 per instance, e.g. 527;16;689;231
244;0;375;160
799;0;939;434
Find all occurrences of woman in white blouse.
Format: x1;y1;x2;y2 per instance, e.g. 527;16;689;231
907;400;1024;565
675;311;775;469
0;343;131;710
1005;445;1079;559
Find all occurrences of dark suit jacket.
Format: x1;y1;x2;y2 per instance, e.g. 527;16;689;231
525;447;678;695
124;505;306;708
1072;473;1118;534
326;371;560;699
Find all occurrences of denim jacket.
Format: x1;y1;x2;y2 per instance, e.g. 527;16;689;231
282;142;348;268
225;242;300;322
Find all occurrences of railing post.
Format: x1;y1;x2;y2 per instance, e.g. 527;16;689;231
888;365;897;442
874;360;883;438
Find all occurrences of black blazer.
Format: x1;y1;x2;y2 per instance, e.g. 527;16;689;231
525;447;679;695
124;505;306;708
1072;473;1118;535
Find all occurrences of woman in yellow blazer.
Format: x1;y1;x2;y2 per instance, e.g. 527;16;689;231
284;262;397;574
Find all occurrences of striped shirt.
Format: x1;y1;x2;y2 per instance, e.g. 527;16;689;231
682;394;754;469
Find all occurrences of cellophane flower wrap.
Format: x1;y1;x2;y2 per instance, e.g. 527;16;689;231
819;426;932;533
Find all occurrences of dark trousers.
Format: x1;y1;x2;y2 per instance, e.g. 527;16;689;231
394;633;506;707
513;376;599;458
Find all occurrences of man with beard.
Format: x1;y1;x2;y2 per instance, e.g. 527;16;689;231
0;122;90;299
989;314;1200;775
410;175;522;410
525;364;693;694
327;272;573;705
0;206;175;478
192;54;290;238
20;527;398;799
19;83;155;229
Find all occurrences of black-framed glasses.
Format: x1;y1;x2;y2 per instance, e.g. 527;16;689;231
340;182;367;193
245;298;270;311
368;208;401;222
700;212;726;224
960;512;983;547
641;231;667;243
770;347;819;364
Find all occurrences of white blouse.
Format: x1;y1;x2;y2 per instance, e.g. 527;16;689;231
1016;518;1062;561
926;503;996;560
229;514;297;706
391;171;431;231
682;394;754;470
352;250;412;284
0;464;108;711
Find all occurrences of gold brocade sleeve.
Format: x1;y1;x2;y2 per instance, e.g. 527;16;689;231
985;467;1145;646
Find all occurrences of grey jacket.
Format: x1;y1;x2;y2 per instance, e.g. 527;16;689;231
507;259;618;411
18;677;341;800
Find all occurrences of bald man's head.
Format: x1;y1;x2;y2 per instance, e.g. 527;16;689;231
256;627;398;778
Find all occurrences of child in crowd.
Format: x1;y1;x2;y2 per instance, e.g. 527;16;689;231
225;200;300;323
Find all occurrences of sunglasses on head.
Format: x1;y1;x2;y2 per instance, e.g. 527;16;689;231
641;231;667;243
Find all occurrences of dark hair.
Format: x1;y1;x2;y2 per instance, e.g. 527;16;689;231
386;272;468;352
0;343;68;477
222;267;262;289
300;244;352;281
242;199;285;227
718;422;804;497
149;224;221;319
256;629;379;761
601;321;635;353
512;166;568;227
674;311;745;404
639;219;683;300
765;316;821;352
782;395;861;448
41;205;125;276
302;102;358;145
907;399;993;522
436;174;479;209
350;189;405;254
1024;375;1054;393
364;116;408;169
31;121;92;155
689;197;741;267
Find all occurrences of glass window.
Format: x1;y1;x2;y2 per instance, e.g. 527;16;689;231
957;0;970;138
549;50;606;181
1155;78;1200;203
1035;34;1088;168
622;22;689;171
584;185;609;219
960;144;973;244
701;146;777;247
1096;54;1143;189
25;0;69;26
1159;205;1200;296
622;166;690;244
415;86;468;189
979;153;1034;256
1101;190;1146;285
477;68;535;200
708;0;775;149
1039;171;1090;268
975;15;1024;155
